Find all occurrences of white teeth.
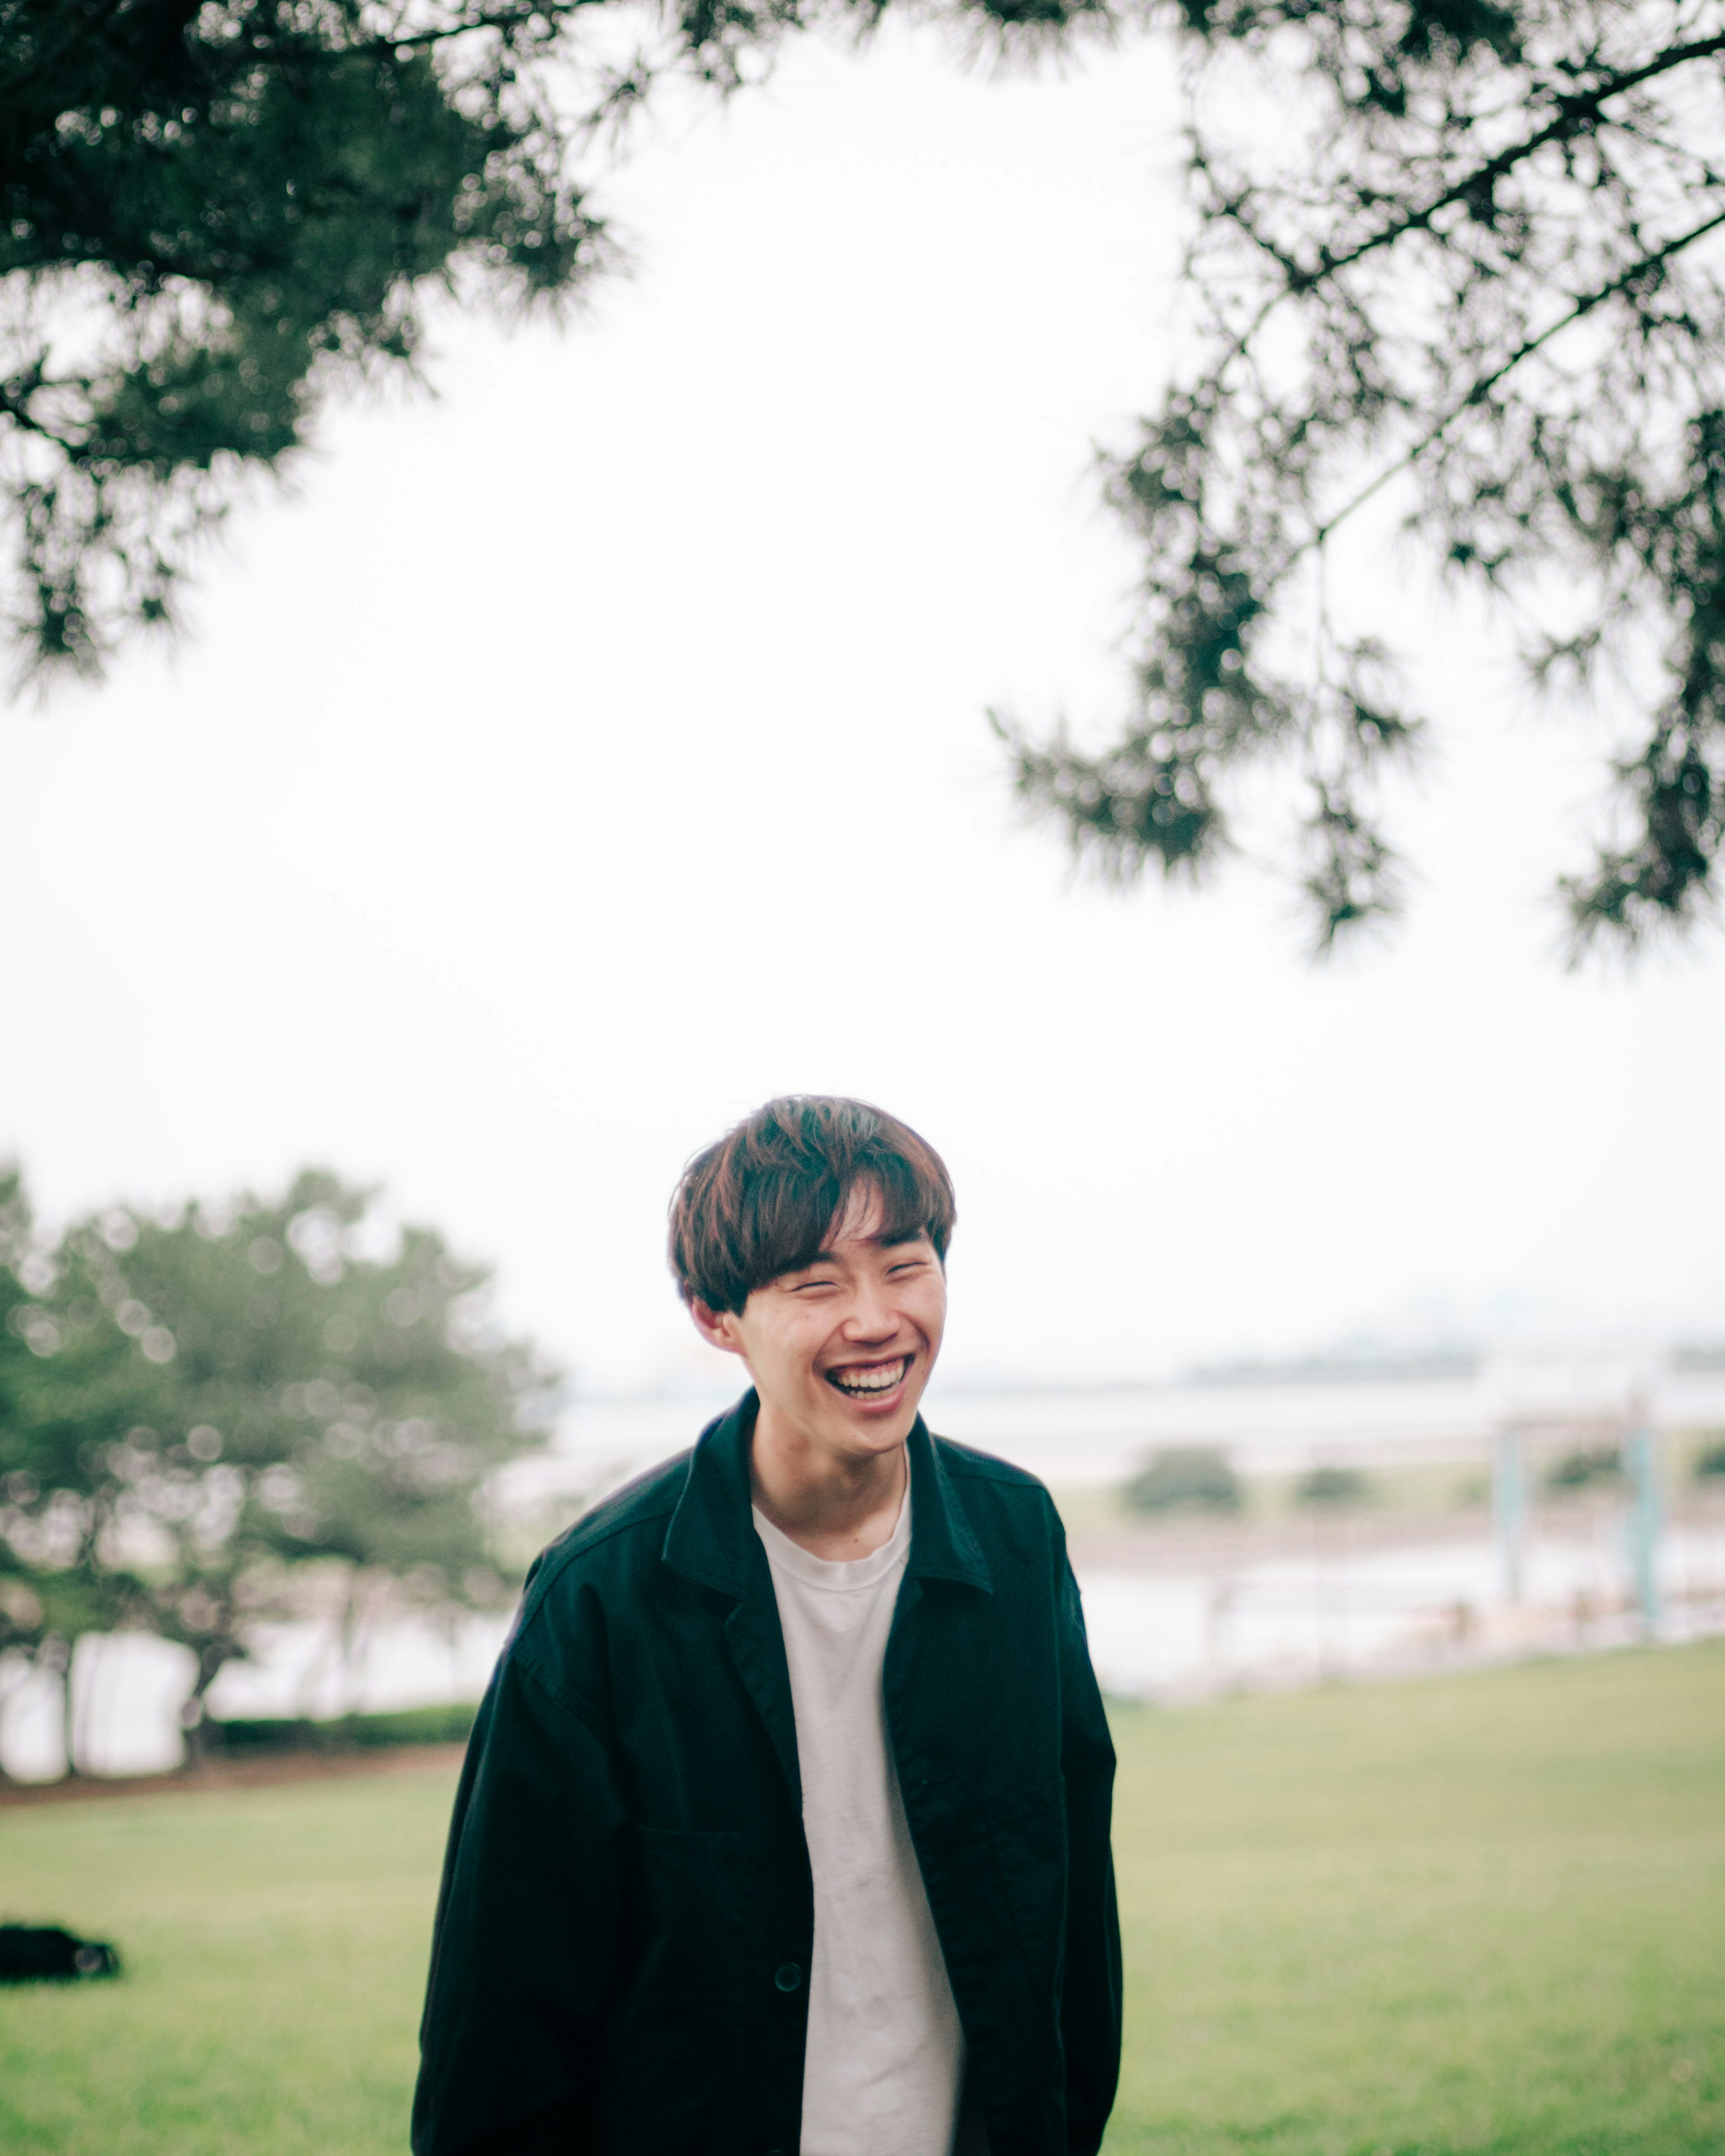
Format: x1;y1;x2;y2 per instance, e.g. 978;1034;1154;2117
829;1357;907;1396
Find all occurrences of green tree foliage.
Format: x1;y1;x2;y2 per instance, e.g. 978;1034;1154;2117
1004;0;1725;955
0;1166;555;1762
0;0;1076;680
0;0;612;677
1122;1443;1244;1512
0;1171;105;1679
1544;1441;1624;1490
1294;1462;1370;1507
13;3;1725;958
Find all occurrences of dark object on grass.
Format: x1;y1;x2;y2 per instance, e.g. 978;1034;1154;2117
1693;1438;1725;1482
1296;1465;1370;1509
1545;1445;1624;1493
0;1925;121;1983
1123;1447;1243;1514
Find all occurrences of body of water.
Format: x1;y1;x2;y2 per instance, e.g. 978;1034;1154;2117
6;1364;1724;1777
503;1363;1725;1506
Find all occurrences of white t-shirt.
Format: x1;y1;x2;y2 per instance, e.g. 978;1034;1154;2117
752;1486;967;2156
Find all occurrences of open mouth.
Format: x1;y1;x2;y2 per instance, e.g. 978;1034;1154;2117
824;1355;909;1400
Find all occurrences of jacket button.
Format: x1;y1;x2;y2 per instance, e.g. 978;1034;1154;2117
773;1962;802;1992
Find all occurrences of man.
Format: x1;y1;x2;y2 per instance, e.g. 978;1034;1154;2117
413;1096;1120;2156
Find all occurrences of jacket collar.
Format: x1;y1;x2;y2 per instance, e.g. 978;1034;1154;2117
661;1387;993;1596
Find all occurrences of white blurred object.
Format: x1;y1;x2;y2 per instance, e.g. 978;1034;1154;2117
0;1656;68;1782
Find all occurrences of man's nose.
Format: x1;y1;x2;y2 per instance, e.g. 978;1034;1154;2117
843;1283;898;1339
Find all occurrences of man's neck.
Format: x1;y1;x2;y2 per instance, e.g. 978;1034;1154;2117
749;1400;908;1563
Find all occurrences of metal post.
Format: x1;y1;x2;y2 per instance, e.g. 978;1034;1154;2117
1623;1423;1663;1631
1494;1424;1526;1605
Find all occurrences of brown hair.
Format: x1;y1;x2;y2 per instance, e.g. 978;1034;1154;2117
668;1096;956;1314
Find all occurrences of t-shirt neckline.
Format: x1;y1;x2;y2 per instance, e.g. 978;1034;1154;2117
752;1476;911;1591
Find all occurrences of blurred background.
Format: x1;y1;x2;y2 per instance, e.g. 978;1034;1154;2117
2;4;1723;2153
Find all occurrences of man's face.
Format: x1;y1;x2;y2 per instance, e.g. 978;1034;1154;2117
692;1183;946;1465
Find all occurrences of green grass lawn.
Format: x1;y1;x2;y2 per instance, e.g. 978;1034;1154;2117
2;1642;1721;2156
0;1766;454;2156
1107;1643;1725;2156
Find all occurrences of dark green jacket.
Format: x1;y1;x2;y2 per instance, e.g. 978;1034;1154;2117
412;1393;1121;2156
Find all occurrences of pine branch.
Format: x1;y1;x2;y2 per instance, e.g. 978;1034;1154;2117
1308;200;1725;554
1282;28;1725;294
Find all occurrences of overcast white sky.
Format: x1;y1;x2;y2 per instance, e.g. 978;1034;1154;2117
3;26;1723;1393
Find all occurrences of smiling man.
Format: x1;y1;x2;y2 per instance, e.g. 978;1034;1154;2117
413;1097;1120;2156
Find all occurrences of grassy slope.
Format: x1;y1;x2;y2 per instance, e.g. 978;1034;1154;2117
0;1643;1721;2156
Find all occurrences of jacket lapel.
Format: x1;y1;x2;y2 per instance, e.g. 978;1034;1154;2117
904;1418;994;1594
657;1391;993;1812
661;1391;803;1807
723;1592;803;1810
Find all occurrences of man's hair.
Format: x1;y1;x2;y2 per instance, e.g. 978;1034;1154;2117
669;1096;956;1315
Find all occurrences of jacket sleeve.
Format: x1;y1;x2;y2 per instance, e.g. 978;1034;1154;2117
1057;1553;1123;2156
412;1639;627;2156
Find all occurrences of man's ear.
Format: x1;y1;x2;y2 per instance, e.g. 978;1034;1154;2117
689;1296;747;1357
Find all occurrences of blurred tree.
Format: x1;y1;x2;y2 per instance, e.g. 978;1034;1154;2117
1004;0;1725;956
11;3;1725;956
0;1168;40;1659
0;1166;555;1769
0;0;615;680
4;0;1050;680
1122;1444;1243;1512
1294;1463;1370;1507
0;1169;92;1768
1;1166;144;1775
1544;1442;1624;1491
